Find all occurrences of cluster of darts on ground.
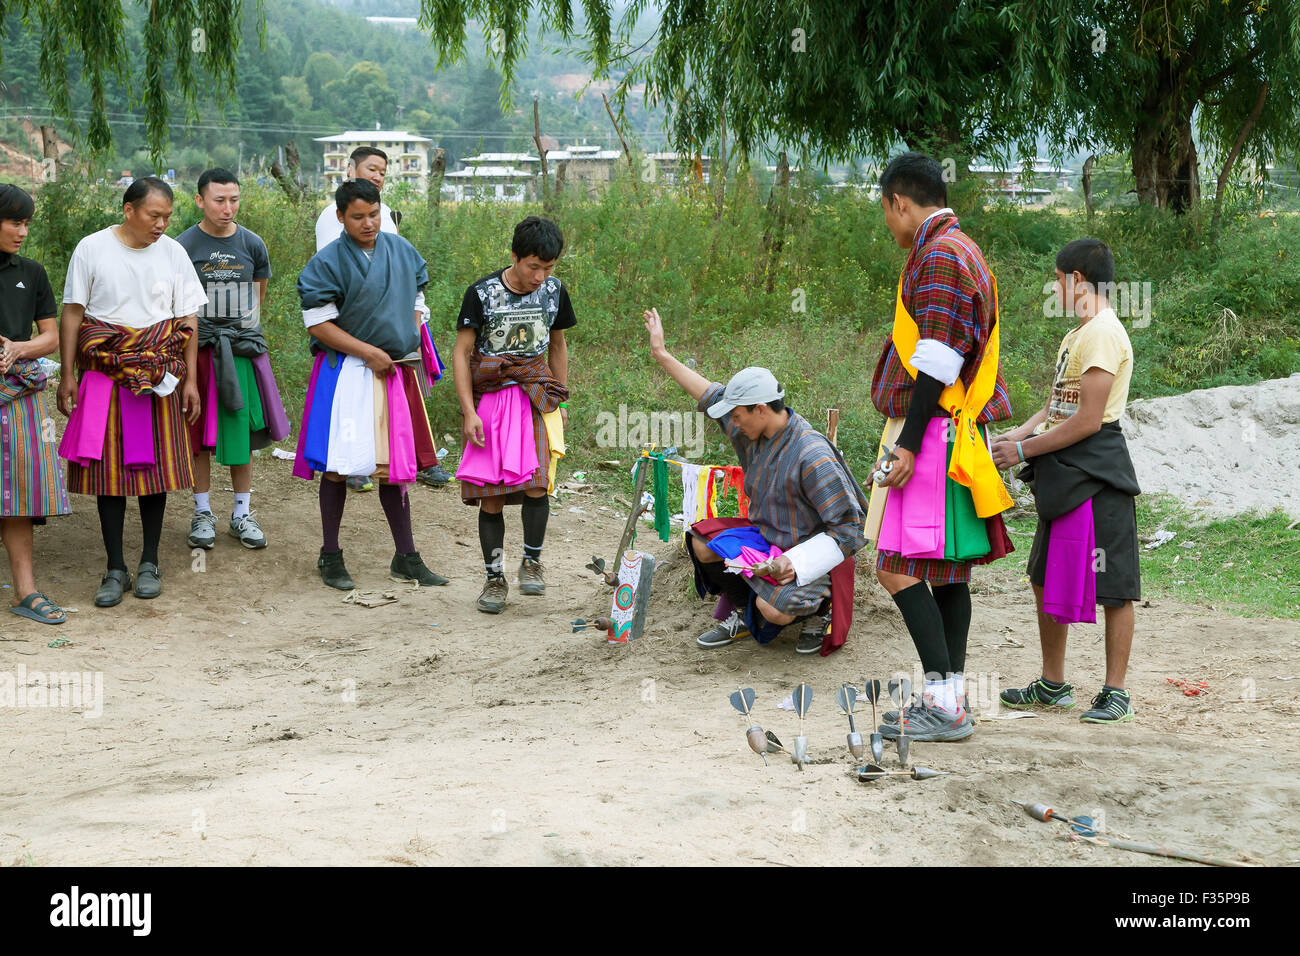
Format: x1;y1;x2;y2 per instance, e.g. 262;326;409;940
728;680;949;782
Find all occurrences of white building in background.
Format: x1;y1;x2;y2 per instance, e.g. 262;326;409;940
442;165;535;203
315;129;435;191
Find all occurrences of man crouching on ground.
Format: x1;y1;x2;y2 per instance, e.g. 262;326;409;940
644;307;868;656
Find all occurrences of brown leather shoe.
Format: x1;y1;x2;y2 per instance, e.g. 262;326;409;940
518;558;546;596
477;575;508;613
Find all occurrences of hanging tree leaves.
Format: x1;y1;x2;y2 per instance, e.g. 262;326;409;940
0;0;263;165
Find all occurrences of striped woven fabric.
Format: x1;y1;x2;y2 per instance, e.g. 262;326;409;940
0;362;70;518
65;317;195;496
871;211;1012;424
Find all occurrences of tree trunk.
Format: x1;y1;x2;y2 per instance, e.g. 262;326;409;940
762;151;791;294
1082;154;1096;220
426;146;446;223
1213;82;1269;231
1131;56;1200;214
533;99;552;212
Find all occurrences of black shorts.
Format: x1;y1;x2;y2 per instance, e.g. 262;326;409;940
1028;486;1141;607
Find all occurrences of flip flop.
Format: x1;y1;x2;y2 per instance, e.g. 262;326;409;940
10;591;67;625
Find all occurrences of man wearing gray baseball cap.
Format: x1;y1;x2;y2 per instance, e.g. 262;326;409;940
644;308;869;655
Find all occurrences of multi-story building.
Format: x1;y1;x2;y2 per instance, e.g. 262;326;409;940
315;130;435;191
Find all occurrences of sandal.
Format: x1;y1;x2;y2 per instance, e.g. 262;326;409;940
10;591;67;625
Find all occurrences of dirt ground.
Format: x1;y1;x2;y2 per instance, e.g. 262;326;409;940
2;455;1298;867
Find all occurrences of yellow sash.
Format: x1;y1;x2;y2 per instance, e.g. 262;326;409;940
891;276;1012;518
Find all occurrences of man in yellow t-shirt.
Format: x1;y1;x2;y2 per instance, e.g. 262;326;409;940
991;239;1142;725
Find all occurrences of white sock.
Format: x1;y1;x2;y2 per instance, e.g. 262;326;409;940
194;492;211;515
233;493;251;519
954;673;966;701
925;678;958;713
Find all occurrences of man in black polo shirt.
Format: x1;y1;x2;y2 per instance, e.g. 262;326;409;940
0;184;71;624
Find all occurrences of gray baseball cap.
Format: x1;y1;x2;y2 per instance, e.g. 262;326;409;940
707;366;786;418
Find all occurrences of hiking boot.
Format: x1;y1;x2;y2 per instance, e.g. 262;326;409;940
796;614;829;655
391;551;449;586
318;548;355;590
134;562;162;599
417;464;453;488
229;512;268;549
346;475;373;492
696;609;750;649
477;574;508;614
94;569;132;608
880;700;974;742
518;558;546;596
1000;677;1076;710
188;510;217;550
1080;688;1135;724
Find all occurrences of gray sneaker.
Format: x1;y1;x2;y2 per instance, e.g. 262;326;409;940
188;510;217;550
696;609;750;649
879;700;974;742
228;512;268;549
518;558;546;596
885;692;973;725
477;575;508;614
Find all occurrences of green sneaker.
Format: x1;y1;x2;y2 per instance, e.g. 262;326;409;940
1000;678;1076;710
1080;688;1135;724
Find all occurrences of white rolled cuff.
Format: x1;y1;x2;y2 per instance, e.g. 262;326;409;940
414;291;430;323
783;532;846;587
151;371;180;397
303;303;340;329
911;338;966;386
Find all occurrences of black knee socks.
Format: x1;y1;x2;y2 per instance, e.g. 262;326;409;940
97;495;128;572
932;582;971;673
479;509;505;577
98;493;166;570
139;492;166;566
378;483;415;554
891;581;950;677
521;494;549;561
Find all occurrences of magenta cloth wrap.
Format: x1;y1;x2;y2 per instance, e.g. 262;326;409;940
385;367;416;483
877;417;948;559
1043;498;1097;624
57;369;155;470
455;384;538;487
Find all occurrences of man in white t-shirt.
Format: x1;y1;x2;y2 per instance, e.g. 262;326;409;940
314;147;399;251
56;176;208;609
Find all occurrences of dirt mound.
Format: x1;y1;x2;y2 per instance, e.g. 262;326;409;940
1121;373;1300;519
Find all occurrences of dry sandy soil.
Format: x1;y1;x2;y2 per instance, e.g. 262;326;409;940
2;455;1298;867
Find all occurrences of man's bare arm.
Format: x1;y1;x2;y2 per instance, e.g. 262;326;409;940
644;307;709;402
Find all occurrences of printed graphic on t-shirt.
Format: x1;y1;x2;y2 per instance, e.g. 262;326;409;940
467;276;564;358
1045;344;1079;427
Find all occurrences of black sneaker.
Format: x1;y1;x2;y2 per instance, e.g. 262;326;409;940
1080;688;1135;724
1000;678;1076;710
417;464;453;488
795;614;829;655
318;548;355;590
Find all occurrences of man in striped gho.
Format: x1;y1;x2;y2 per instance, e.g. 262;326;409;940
644;307;868;657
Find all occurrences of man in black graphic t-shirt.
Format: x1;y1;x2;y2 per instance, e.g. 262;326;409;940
453;216;575;614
